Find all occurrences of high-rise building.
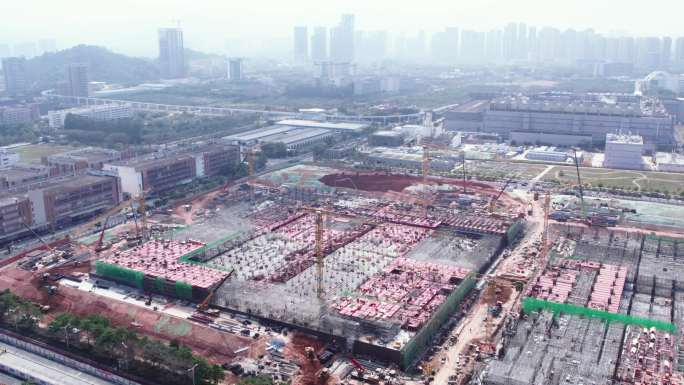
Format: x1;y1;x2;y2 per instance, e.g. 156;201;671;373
38;39;57;55
675;37;684;69
537;27;560;63
431;28;459;63
13;42;37;58
2;57;29;97
485;29;503;63
662;37;672;68
330;14;355;62
0;44;10;59
310;27;327;62
503;23;518;60
636;37;662;70
460;30;486;63
67;63;89;97
158;28;185;79
293;26;308;63
229;58;243;81
517;23;528;59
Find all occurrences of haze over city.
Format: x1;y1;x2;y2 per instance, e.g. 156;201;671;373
2;0;684;56
2;1;684;385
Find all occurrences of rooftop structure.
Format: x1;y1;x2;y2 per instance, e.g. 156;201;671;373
604;133;645;170
224;125;334;150
0;164;50;191
361;146;459;171
44;147;122;175
47;104;133;129
275;119;369;134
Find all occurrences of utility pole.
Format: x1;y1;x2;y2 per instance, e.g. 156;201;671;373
187;363;198;385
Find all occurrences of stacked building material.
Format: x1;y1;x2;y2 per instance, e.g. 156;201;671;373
527;267;577;303
588;264;626;313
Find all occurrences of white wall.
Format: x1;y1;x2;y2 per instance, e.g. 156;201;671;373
102;164;142;197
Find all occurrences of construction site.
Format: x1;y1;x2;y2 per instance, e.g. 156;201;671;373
3;152;684;385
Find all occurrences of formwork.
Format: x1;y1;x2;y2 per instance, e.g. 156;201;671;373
399;272;477;369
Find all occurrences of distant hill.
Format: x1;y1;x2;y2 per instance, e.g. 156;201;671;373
26;45;160;90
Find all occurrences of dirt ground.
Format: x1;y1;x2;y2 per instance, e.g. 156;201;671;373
0;264;257;365
284;333;337;385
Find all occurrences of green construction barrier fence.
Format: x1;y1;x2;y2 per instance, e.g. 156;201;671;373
522;297;677;333
400;273;477;370
174;281;193;300
506;220;524;244
94;261;144;289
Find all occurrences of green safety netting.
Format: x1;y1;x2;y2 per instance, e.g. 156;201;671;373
174;281;193;300
506;220;524;244
400;273;477;369
95;261;144;289
522;297;677;333
153;277;166;294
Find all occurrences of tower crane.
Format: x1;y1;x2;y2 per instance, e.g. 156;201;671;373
488;177;514;213
572;149;587;220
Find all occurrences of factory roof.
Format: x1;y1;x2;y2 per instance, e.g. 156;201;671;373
276;119;369;132
224;126;295;142
260;127;331;145
372;130;404;138
39;174;115;193
606;133;644;144
0;164;50;180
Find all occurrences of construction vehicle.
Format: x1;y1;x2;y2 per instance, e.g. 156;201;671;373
488;177;514;213
94;216;111;252
196;269;235;313
304;346;316;361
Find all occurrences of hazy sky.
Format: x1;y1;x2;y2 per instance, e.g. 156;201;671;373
2;0;684;57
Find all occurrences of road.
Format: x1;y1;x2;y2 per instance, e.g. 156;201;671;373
0;340;117;385
429;192;547;384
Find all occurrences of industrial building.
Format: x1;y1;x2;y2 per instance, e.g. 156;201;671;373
443;100;489;132
656;152;684;172
26;174;120;229
44;147;122;175
223;125;334;150
525;146;571;163
0;149;20;168
0;164;50;191
483;93;674;151
369;131;406;147
104;143;240;197
603;133;645;170
47;104;133;129
0;195;32;244
274;119;368;135
360;147;459;171
0;106;37;126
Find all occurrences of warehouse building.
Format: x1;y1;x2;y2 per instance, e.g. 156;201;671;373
274;119;368;134
525;147;571;163
603;133;645;170
0;149;20;168
224;125;334;150
104;143;240;197
361;147;458;171
443;100;489;132
483;93;674;152
44;147;122;175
